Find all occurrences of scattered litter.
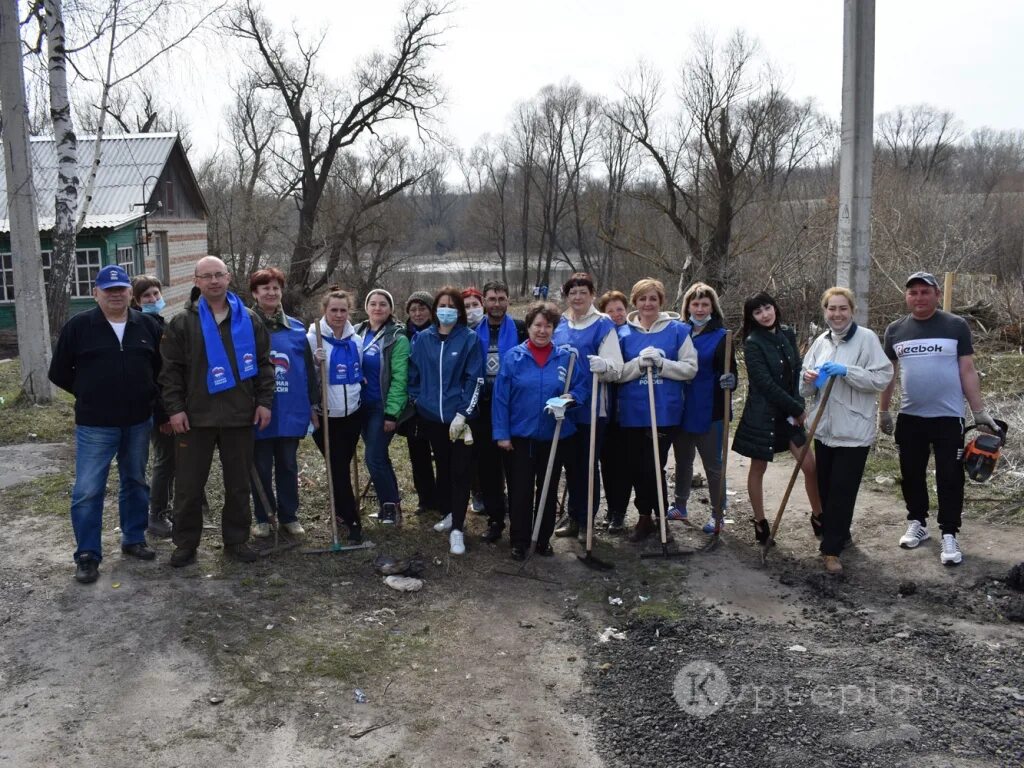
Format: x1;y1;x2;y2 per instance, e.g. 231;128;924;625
723;518;735;524
567;656;577;662
607;597;623;606
289;616;297;622
518;620;535;629
897;581;918;597
598;627;627;643
349;720;396;739
266;624;275;630
787;644;808;653
894;631;911;639
353;689;368;704
637;595;650;603
28;432;38;439
208;695;224;705
599;662;613;672
725;490;737;496
875;475;896;486
384;575;423;592
111;582;120;589
374;553;427;577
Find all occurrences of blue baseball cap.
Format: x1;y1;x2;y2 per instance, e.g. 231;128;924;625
95;265;132;289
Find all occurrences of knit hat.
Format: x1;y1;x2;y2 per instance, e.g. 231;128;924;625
406;290;433;311
364;288;395;311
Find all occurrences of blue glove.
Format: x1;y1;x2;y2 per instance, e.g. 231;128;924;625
821;361;848;378
719;373;736;390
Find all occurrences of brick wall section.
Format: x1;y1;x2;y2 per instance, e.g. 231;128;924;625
143;219;208;317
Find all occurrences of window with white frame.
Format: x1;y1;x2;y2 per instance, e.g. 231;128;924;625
0;247;102;302
0;253;13;301
117;246;135;276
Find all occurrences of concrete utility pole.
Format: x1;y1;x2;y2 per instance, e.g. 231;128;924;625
1;0;54;402
836;0;875;325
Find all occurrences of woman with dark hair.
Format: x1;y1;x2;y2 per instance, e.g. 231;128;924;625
732;292;822;545
408;286;484;555
308;288;365;543
800;287;892;574
597;290;631;533
670;282;737;534
354;288;409;525
249;268;319;538
616;278;698;542
402;290;438;515
552;272;622;541
493;302;589;560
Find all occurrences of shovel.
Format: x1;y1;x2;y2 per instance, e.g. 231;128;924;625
761;376;836;565
700;331;732;554
576;370;614;571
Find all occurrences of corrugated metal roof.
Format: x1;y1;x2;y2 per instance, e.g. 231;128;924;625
0;133;179;233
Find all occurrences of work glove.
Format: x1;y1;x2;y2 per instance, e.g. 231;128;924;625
638;346;664;369
544;397;572;422
719;373;737;390
314;346;327;363
879;411;894;435
820;361;848;377
972;409;1000;435
587;355;609;374
461;423;475;446
449;412;467;442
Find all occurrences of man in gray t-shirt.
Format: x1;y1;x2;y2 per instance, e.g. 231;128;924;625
879;272;998;566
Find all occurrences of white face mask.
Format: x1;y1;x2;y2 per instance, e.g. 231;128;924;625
467;307;484;325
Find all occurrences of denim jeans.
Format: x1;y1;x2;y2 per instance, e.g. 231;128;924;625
252;437;300;524
361;399;400;505
71;419;152;562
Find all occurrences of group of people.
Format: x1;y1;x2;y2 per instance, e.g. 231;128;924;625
48;257;997;583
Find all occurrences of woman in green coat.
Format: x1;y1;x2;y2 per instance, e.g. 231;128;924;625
732;292;822;545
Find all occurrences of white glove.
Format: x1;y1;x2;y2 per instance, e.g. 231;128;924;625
461;423;474;445
879;411;894;435
544;397;571;421
972;409;1000;434
314;346;327;363
587;355;609;374
449;412;467;441
639;346;664;369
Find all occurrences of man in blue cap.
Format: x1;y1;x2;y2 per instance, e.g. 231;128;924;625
49;264;165;584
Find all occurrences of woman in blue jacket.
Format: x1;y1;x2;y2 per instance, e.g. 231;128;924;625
670;282;737;534
493;302;589;560
616;278;698;542
408;286;485;556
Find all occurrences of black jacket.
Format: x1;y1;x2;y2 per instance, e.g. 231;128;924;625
49;307;164;427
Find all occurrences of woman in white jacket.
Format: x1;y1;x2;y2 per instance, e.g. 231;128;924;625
307;288;366;544
801;287;893;574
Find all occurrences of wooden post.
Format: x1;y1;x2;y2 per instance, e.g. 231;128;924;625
943;272;955;312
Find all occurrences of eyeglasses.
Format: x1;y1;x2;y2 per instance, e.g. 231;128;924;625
195;272;229;281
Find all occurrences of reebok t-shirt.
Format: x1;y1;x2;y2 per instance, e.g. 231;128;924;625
883;310;973;418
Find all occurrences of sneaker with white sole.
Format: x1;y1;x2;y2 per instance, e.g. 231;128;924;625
449;529;465;555
940;534;963;565
283;521;305;535
898;521;930;549
252;522;271;538
666;504;688;521
433;513;453;533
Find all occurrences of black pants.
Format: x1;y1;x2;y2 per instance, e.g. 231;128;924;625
565;419;607;526
475;400;514;529
895;414;965;534
405;418;438;510
601;420;632;520
814;441;870;556
624;425;677;518
312;413;363;528
420;419;473;531
507;436;568;549
172;426;253;550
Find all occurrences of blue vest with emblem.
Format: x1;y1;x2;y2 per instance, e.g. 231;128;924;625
616;320;691;428
257;316;312;440
553;314;615;425
681;327;727;434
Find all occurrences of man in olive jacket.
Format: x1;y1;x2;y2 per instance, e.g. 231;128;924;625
160;256;275;566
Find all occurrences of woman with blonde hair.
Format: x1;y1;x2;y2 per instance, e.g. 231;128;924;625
800;287;892;574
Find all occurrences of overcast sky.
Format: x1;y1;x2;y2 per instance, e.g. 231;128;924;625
184;0;1024;159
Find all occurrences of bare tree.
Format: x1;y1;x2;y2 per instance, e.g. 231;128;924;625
1;0;53;401
458;136;513;286
226;0;450;301
877;104;962;182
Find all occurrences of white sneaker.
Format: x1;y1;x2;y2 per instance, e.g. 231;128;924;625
898;521;930;549
940;534;963;565
433;513;453;533
449;529;465;555
252;523;271;538
283;521;305;535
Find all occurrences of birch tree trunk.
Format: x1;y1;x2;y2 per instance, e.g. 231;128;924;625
0;0;54;403
44;0;78;334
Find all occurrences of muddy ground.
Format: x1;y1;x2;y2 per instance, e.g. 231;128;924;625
0;439;1021;768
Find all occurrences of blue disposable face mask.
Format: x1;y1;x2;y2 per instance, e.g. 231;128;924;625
689;314;710;327
142;298;166;314
436;307;458;325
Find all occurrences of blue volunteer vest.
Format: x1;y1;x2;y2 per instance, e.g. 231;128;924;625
553;315;615;425
257;316;312;440
681;327;727;434
616;320;691;428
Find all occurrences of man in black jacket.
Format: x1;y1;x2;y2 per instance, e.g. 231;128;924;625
49;265;163;584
